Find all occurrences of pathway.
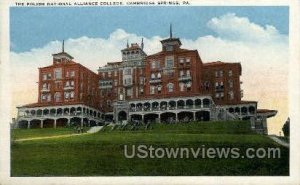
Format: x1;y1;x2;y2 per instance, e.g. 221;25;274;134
15;133;90;142
268;135;289;148
15;126;104;142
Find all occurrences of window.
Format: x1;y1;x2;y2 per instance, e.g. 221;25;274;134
180;83;184;92
108;71;112;77
114;70;118;77
70;70;75;77
151;73;155;79
66;71;69;78
186;70;191;77
70;81;74;87
220;92;224;98
204;81;210;90
166;45;173;51
180;70;184;77
47;94;51;102
167;83;174;93
219;70;223;77
150;86;155;94
228;91;234;100
127;88;132;96
124;77;132;85
42;83;47;89
139;77;144;85
165;56;174;68
157;85;162;92
151;61;156;69
54;92;61;102
42;74;47;81
228;70;233;77
41;94;47;101
157;72;161;79
156;61;160;68
54;68;62;79
70;91;74;99
179;58;184;63
114;80;118;86
186;58;191;63
124;68;131;75
65;81;70;87
186;82;192;89
42;73;51;80
55;81;62;89
228;80;233;88
64;92;70;99
215;71;218;77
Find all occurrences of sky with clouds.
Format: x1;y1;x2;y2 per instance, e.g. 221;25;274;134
10;7;289;135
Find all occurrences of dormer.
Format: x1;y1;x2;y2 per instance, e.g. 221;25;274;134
160;24;182;52
52;40;74;65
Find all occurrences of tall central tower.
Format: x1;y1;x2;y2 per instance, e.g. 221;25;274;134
160;24;182;52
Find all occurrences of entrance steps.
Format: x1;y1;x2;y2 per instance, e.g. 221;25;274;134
87;126;103;133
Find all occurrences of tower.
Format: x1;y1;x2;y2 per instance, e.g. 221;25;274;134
52;40;74;64
160;24;182;52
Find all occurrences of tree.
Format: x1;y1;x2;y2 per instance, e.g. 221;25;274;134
282;117;290;137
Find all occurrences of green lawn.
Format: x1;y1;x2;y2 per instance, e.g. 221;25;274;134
11;121;289;176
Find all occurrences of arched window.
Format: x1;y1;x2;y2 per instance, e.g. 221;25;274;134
54;92;61;102
151;73;155;79
179;83;184;92
157;72;161;78
187;70;191;77
151;61;156;69
167;83;174;93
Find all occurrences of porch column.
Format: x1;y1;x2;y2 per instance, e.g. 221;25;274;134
193;112;196;121
27;121;31;129
40;120;44;128
67;119;71;127
175;113;178;122
54;119;57;128
158;114;161;123
81;118;83;128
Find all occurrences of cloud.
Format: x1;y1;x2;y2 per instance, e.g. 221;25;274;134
10;13;288;135
207;13;288;44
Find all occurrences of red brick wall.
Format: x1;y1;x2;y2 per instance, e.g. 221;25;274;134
202;62;242;105
37;59;100;110
143;50;203;99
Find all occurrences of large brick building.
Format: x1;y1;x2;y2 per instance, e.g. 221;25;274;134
16;27;277;134
17;42;102;128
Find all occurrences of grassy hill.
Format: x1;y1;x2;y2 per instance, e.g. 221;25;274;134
11;121;289;176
